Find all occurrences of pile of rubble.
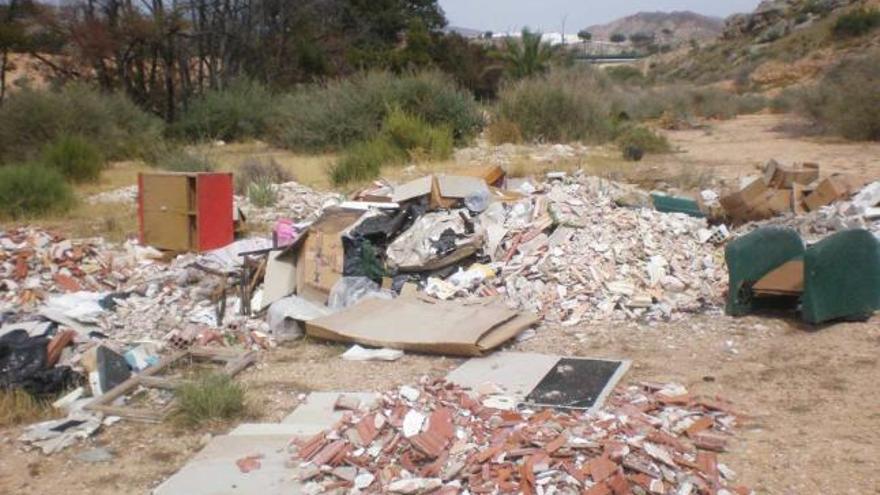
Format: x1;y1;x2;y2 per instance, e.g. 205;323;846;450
237;181;341;226
454;142;590;168
289;379;749;495
0;228;132;313
494;176;725;324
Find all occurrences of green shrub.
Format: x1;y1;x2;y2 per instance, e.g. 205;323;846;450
41;135;105;183
271;71;482;151
155;149;216;172
832;8;880;39
234;157;292;195
496;68;615;143
174;79;278;141
618;85;767;121
330;138;405;185
0;164;74;219
605;65;646;85
380;108;453;161
486;119;524;145
795;50;880;140
247;177;278;207
0;84;163;163
616;125;671;154
174;374;247;427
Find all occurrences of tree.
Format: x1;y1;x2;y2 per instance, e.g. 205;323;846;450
499;28;554;79
577;29;592;42
610;33;626;43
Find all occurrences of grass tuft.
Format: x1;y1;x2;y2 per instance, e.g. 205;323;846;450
0;390;57;427
174;374;247;427
0;164;75;219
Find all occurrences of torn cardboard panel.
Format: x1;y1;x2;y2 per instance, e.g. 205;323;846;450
260;248;298;310
295;208;364;304
305;297;539;356
752;259;804;296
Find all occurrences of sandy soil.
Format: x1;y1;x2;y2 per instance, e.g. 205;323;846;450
642;113;880;188
2;112;880;494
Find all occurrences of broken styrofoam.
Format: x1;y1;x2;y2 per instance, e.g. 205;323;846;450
341;345;404;362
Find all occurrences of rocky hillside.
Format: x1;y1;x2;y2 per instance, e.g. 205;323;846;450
586;11;724;44
650;0;880;89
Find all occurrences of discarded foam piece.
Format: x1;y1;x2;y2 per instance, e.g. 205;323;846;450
446;352;630;411
724;227;805;316
802;229;880;324
266;296;330;342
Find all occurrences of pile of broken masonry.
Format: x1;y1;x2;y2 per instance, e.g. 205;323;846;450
287;379;748;495
2;156;879;458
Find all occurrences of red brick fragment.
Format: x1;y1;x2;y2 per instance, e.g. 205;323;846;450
429;407;455;439
693;432;728;452
235;454;263;473
697;451;719;485
310;440;347;466
606;472;632;495
54;273;82;292
410;430;449;458
543;433;568;454
588;456;618;483
584;482;611;495
474;443;503;463
686;416;715;437
46;330;76;367
355;414;379;446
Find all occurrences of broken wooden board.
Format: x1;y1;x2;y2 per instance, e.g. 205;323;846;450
84;347;256;422
305;296;539;356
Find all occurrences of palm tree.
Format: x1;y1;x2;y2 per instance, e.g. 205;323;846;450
500;28;554;79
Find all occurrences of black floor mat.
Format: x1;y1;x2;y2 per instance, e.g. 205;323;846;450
524;358;623;409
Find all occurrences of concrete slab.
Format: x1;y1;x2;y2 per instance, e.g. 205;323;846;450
152;434;301;495
280;392;379;427
229;423;317;438
445;351;561;399
445;352;630;411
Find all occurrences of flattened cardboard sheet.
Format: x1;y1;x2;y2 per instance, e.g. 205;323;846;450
306;297;539;356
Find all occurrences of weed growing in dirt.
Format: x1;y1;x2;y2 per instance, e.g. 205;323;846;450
174;374;247;427
616;125;672;155
234;157;292;195
0;164;74;219
156;149;216;172
247;177;278;207
41;135;105;183
486;119;524;145
0;390;56;427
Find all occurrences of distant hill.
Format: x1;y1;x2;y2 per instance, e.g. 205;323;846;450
585;11;724;44
650;0;880;89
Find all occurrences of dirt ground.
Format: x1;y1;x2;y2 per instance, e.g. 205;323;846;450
2;112;880;494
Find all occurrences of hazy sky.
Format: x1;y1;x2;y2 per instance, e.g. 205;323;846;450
438;1;763;32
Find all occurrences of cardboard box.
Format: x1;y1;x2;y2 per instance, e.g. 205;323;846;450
803;175;861;211
295;208;363;304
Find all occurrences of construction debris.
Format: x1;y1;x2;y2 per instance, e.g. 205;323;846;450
288;379;750;495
